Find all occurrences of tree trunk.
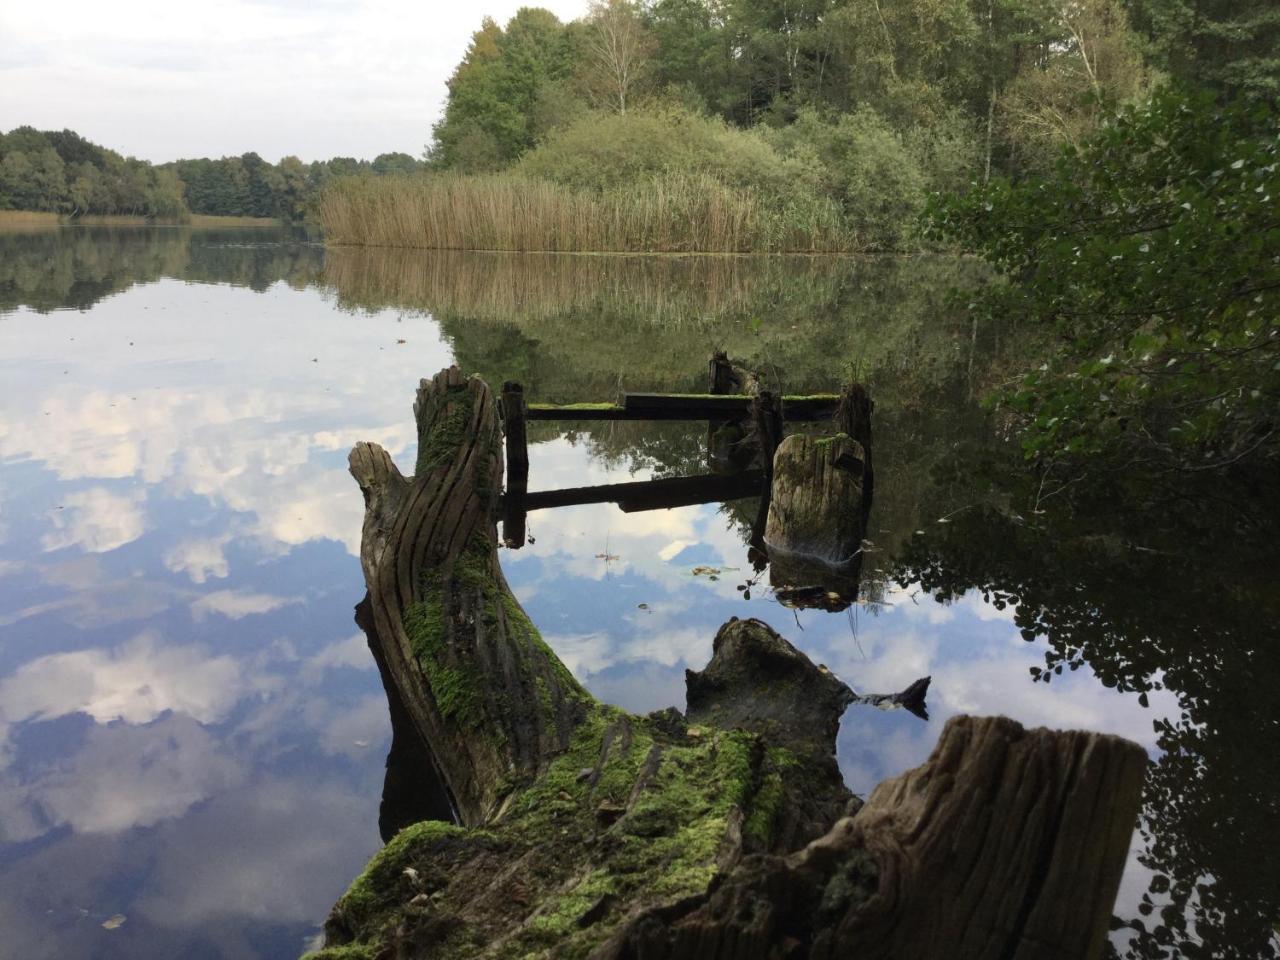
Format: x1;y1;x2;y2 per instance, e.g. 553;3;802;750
313;367;1148;960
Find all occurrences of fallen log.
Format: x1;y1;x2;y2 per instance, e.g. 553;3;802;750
312;367;1148;960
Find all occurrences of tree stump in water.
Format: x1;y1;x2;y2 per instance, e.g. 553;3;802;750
313;367;1148;960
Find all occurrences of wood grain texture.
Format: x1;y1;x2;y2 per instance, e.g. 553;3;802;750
593;715;1146;960
349;367;587;826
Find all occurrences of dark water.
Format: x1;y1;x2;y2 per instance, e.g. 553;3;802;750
0;226;1275;959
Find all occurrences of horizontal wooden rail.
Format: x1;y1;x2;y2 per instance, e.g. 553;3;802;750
525;394;840;422
508;470;764;514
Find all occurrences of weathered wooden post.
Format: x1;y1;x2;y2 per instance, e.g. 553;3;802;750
764;431;868;609
501;380;529;549
315;367;1149;960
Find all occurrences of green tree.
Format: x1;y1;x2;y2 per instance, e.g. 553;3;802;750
997;0;1154;171
929;87;1280;471
1130;0;1280;100
430;10;579;169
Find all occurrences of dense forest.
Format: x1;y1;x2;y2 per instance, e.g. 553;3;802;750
0;126;422;220
322;0;1277;253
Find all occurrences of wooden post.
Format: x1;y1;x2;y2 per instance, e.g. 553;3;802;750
501;381;528;549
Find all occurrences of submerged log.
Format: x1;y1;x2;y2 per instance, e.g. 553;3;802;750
314;367;1148;960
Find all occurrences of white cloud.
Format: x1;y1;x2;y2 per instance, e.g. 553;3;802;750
0;632;258;731
0;715;244;839
163;534;232;583
190;589;300;620
541;632;614;677
41;487;147;554
299;634;375;683
0;0;591;162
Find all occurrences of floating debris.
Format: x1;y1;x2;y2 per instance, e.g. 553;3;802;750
102;915;126;930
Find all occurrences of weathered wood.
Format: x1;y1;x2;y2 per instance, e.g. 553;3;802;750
763;433;867;609
348;367;587;826
627;392;839;421
748;390;785;554
593;715;1147;960
355;594;457;840
523;397;838;422
322;368;1147;960
501;381;529;548
707;352;760;475
517;470;765;514
765;433;866;564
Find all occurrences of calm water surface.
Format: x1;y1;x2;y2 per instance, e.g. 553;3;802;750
0;227;1275;959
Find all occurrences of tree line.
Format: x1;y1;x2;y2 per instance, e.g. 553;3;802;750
428;0;1273;183
0;126;423;220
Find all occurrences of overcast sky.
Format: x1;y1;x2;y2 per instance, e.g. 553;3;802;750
0;0;591;163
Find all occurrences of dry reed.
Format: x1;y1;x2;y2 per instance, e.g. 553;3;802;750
319;173;853;253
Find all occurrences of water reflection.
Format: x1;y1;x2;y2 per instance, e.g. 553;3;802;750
0;225;1273;959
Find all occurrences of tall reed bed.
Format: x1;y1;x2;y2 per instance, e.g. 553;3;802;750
319;173;853;253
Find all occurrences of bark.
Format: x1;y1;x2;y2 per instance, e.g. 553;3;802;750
314;367;1149;960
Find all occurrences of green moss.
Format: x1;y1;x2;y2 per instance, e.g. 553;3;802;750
337;821;470;935
301;946;377;960
403;586;482;728
525;869;616;942
535;675;555;726
528;402;621;411
416;383;475;476
744;772;785;844
782;393;840;402
812;431;851;449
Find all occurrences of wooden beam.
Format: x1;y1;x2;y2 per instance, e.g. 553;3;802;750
517;470;764;513
525;395;839;422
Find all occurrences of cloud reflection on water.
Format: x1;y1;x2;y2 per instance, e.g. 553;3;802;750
0;229;1203;958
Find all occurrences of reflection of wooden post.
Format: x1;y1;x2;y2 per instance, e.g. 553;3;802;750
749;390;783;551
838;381;874;504
707;351;736;473
501;381;528;548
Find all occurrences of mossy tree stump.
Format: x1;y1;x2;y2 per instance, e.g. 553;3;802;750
315;367;1148;960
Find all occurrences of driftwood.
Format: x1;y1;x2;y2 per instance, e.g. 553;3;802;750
313;367;1148;960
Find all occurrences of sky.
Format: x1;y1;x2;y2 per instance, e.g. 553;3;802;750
0;0;591;163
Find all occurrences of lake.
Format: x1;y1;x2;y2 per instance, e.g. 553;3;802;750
0;226;1275;959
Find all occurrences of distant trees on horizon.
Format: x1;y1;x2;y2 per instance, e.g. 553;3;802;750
0;126;422;221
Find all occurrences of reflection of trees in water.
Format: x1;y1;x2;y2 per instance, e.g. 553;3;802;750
323;247;993;398
0;226;323;313
324;247;1005;568
891;449;1280;959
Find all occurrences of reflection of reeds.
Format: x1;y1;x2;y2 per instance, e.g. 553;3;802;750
323;246;848;327
0;210;59;230
319;173;852;254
